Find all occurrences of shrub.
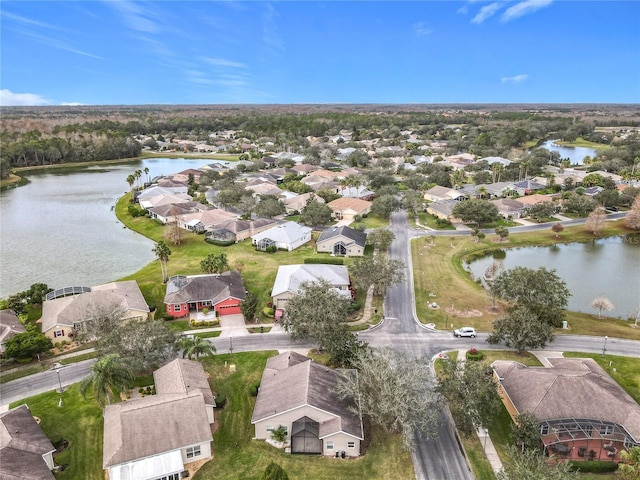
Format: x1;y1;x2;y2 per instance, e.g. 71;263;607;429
466;348;484;361
249;381;261;397
304;257;344;265
215;392;227;408
569;460;618;473
265;245;278;254
271;425;288;443
263;307;275;317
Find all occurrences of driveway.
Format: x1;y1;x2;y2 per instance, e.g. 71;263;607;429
218;313;248;337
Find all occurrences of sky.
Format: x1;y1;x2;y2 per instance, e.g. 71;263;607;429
1;1;639;106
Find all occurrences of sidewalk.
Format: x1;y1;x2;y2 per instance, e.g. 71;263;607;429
456;348;504;475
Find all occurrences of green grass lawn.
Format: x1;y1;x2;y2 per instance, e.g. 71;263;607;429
194;352;415;480
415;212;456;230
9;385;104;480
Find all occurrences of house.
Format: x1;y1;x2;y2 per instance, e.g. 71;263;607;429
291;164;320;175
103;359;214;480
301;174;339;192
316;226;367;257
283;192;325;214
517;193;559;208
40;281;149;341
246;182;284;197
0;309;26;354
251;351;364;457
271;264;352;311
206;218;279;243
327;198;372;222
513;179;546;196
251;221;312;252
490;198;526;219
163;271;246;318
147;202;210;224
425;199;462;223
481;182;516;198
178;209;238;233
423;186;467;202
139;193;193;210
492;358;640;462
0;404;56;479
481;156;512;167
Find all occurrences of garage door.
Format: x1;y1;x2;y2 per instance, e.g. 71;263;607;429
218;305;242;315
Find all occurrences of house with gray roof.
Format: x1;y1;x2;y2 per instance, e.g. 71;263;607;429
493;358;640;462
251;221;312;252
0;309;26;354
426;199;462;223
423;185;467;202
103;359;214;480
0;404;56;479
40;281;149;342
251;351;364;457
206;217;279;243
164;271;246;318
316;226;367;257
271;264;352;311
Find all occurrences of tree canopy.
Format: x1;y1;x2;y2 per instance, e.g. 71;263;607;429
350;255;405;296
4;328;52;359
80;353;134;407
490;266;570;327
299;199;333;227
487;305;556;353
453;199;500;226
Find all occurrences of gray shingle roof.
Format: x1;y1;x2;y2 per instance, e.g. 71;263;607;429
154;359;216;406
493;358;640;442
164;271;246;305
317;226;367;248
0;405;56;479
271;264;351;298
251;352;363;440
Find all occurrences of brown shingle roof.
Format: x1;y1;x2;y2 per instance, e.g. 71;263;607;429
154;359;216;406
164;271;246;306
0;405;56;479
493;358;640;442
251;352;363;439
327;197;372;214
103;392;212;468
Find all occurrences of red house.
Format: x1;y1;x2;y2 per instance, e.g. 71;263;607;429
164;271;246;318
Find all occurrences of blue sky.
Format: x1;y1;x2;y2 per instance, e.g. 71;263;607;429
1;1;639;105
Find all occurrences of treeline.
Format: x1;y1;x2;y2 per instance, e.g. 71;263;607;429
0;131;141;178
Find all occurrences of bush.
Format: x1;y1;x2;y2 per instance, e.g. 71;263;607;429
569;460;618;473
271;425;288;443
466;348;484;361
215;392;227;408
249;381;261;397
304;257;344;265
263;307;275;317
265;245;278;253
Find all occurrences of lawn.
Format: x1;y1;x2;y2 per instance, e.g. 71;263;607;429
194;352;415;480
415;212;456;230
411;220;640;341
9;385;104;480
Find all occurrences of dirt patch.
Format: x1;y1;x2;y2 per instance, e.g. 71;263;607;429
446;307;483;318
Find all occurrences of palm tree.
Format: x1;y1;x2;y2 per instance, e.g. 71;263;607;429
80;354;134;407
177;336;217;360
126;174;135;196
134;169;142;188
143;167;150;184
152;240;172;283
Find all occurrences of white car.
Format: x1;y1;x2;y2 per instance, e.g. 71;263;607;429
453;327;476;338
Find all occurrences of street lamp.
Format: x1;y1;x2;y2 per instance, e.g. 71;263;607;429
602;335;608;357
55;367;64;407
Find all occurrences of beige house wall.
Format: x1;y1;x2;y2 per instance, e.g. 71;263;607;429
272;292;293;310
316;236;364;257
322;431;361;457
43;308;149;341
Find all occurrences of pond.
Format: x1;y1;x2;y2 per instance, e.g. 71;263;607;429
0;158;215;298
466;236;640;319
540;140;598;166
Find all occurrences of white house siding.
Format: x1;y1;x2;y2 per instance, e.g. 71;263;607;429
254;405;359;456
180;441;212;465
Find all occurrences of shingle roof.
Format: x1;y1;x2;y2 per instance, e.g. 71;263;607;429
103;392;212;468
317;226;367;248
327;197;372;213
271;264;351;297
40;281;149;333
154;359;216;406
0;310;26;345
164;271;246;306
0;405;56;480
493;358;640;442
251;221;312;245
251;352;363;440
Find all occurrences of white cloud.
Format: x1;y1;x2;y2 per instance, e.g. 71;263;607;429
203;58;248;69
0;89;53;106
501;74;529;83
413;21;432;36
472;3;503;24
501;0;553;22
107;0;161;33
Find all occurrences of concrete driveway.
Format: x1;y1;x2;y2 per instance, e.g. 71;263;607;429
219;313;248;337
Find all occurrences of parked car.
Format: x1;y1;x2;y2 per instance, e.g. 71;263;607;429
453;327;476;338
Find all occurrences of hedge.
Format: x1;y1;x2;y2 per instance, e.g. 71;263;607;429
569;461;618;473
304;257;344;265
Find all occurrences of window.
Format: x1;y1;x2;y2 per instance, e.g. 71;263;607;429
174;304;181;312
54;330;64;338
154;474;180;480
186;445;201;459
540;424;549;435
266;425;274;432
326;441;334;450
624;437;634;449
347;442;355;448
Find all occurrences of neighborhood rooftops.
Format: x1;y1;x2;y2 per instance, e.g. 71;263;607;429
271;264;351;298
164;271;246;306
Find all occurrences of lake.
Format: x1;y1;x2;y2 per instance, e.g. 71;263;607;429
0;158;215;298
540;139;598;166
466;236;640;319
